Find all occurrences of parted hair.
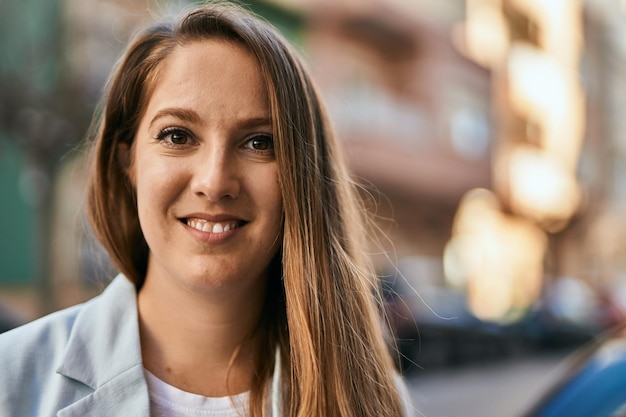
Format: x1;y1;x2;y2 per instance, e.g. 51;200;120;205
86;2;405;416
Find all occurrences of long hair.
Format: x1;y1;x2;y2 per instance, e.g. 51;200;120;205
86;3;405;416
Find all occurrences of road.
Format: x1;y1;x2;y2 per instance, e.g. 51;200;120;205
404;350;574;417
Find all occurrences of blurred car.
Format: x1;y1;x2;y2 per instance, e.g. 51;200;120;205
381;259;607;372
381;270;528;370
521;323;626;417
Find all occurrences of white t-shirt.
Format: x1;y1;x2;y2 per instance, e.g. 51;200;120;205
145;369;250;417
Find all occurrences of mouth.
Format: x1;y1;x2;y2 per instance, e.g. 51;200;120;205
183;218;244;234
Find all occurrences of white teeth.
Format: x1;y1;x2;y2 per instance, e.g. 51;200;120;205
186;218;238;234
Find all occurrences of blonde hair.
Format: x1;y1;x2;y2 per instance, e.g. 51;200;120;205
86;3;405;416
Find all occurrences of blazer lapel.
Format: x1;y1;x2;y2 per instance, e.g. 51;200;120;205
57;364;149;417
55;276;150;416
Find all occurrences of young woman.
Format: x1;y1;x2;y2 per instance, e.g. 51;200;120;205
0;3;414;416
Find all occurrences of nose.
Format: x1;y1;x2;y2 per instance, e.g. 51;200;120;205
190;148;240;201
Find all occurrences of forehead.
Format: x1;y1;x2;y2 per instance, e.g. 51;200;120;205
144;38;270;120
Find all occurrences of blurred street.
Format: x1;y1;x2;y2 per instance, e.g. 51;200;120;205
405;349;574;417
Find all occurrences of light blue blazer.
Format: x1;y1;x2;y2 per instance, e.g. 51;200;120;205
0;275;414;416
0;276;150;416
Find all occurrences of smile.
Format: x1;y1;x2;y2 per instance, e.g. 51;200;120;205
185;218;241;234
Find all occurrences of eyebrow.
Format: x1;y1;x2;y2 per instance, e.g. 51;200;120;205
149;107;272;130
149;107;201;129
237;116;272;130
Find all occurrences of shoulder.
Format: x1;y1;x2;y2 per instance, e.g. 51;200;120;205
0;303;86;416
0;303;83;376
0;276;140;416
0;276;131;367
0;275;129;373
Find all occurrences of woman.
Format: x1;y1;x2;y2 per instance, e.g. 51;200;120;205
0;3;414;416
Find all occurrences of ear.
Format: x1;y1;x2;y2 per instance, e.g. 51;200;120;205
117;142;135;185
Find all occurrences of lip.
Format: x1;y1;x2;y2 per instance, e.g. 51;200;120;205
179;213;247;244
181;212;247;222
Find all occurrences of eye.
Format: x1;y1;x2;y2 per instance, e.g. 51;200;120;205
244;134;274;152
155;127;192;146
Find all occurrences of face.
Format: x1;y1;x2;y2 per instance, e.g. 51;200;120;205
128;39;282;297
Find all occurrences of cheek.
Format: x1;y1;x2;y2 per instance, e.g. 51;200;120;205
263;170;283;216
136;175;178;209
134;172;182;248
133;157;182;216
247;168;283;224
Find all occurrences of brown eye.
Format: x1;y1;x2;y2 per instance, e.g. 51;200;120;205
155;127;192;146
169;131;188;145
245;134;274;152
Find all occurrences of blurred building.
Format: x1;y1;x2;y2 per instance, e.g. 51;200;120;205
447;0;626;328
275;0;626;329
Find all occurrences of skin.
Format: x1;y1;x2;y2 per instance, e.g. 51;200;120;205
123;39;283;397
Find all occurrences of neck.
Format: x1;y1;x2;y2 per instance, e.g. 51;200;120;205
137;271;267;397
